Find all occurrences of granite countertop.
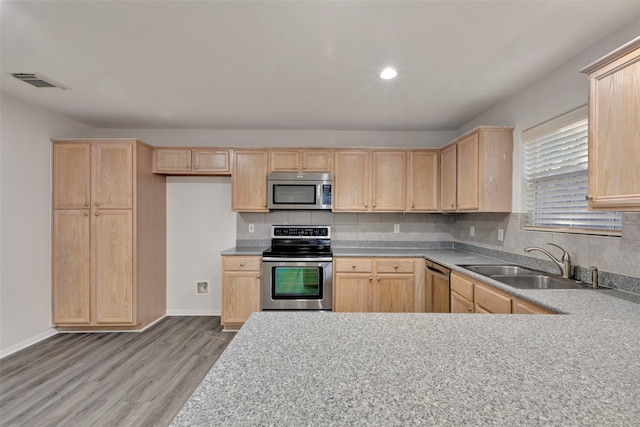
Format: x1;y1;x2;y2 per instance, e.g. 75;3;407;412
174;249;640;425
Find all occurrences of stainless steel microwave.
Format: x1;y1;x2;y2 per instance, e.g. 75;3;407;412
267;172;332;210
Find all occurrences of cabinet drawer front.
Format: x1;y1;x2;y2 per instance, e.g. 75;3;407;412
475;283;511;314
376;259;414;273
335;258;373;273
450;273;474;301
223;256;261;271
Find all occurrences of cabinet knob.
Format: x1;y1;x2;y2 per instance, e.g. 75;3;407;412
352;264;356;269
394;264;398;269
450;203;454;208
377;275;381;281
84;202;89;207
364;203;368;208
467;307;472;313
257;274;261;278
302;165;307;169
186;164;190;168
84;212;88;217
373;204;376;208
411;204;414;208
194;165;199;169
95;212;99;216
369;276;372;281
95;202;100;207
585;194;594;201
240;263;245;267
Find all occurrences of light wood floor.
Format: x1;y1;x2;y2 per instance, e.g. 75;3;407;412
0;316;235;427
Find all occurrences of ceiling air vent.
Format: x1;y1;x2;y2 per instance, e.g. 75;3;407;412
11;73;69;90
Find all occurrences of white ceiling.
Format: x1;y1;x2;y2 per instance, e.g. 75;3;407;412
2;1;640;131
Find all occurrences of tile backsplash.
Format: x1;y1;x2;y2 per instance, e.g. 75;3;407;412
236;211;640;293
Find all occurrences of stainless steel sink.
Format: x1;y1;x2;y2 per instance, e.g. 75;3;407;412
460;264;588;290
460;264;541;276
491;274;587;290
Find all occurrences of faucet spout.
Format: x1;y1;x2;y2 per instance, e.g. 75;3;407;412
524;243;572;278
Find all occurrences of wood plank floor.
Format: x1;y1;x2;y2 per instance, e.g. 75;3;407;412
0;316;236;427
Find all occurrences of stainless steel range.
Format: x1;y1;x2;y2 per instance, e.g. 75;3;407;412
262;225;333;310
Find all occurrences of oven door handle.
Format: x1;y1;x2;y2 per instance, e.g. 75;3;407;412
262;257;333;262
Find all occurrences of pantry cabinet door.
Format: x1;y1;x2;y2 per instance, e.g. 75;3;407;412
92;143;134;209
93;210;134;324
52;210;91;324
53;143;91;209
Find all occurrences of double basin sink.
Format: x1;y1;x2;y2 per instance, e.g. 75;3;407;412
460;264;587;290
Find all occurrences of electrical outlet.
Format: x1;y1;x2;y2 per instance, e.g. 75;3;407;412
394;224;400;233
196;281;210;295
470;226;475;237
249;224;254;233
498;228;504;242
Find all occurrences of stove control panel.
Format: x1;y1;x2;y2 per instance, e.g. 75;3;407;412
271;225;331;239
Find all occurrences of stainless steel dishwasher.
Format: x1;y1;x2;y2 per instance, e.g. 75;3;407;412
425;260;450;313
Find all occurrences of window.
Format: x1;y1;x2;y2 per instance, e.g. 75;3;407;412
523;106;622;235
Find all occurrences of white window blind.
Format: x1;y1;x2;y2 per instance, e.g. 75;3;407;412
523;106;622;234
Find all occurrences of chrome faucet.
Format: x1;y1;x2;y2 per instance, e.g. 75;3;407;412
524;243;572;278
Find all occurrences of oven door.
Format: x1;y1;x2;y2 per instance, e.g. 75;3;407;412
261;258;333;310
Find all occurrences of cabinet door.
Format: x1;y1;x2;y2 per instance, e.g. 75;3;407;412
52;210;91;324
269;150;300;172
232;150;268;212
222;271;261;325
407;151;439;212
333;273;372;312
374;273;414;312
302;150;332;172
456;133;479;211
153;148;192;174
451;291;474;313
93;210;134;324
588;51;640;210
333;151;370;211
440;144;457;212
431;273;450;313
474;283;511;314
92;143;133;209
371;151;405;211
53;143;91;209
193;149;230;174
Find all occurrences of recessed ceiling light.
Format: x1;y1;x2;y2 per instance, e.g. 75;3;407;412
379;67;398;80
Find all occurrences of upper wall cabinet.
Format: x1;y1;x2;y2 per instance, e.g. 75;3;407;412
581;37;640;211
406;150;439;212
232;150;269;212
153;148;231;175
333;150;406;212
440;126;513;213
269;149;333;173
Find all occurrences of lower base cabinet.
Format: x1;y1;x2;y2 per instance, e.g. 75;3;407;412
450;271;554;314
221;256;261;330
334;257;425;312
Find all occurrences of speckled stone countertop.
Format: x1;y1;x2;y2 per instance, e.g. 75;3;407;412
174;249;640;426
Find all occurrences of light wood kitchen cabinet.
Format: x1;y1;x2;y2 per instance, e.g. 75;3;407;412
51;139;166;330
269;149;332;173
580;37;640;211
334;257;424;312
439;126;513;212
407;150;439;212
232;150;269;212
333;150;406;212
153;147;231;175
450;271;553;315
221;256;262;330
333;150;370;211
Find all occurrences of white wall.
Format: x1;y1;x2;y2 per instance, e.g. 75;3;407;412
0;94;96;357
165;176;235;315
96;128;455;148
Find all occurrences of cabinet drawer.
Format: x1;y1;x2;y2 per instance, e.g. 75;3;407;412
335;258;373;273
450;272;474;301
223;256;261;271
475;283;511;314
376;259;414;273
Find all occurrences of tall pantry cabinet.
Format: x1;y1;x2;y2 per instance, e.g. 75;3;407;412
51;139;166;330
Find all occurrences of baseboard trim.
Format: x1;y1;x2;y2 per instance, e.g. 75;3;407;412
165;309;221;316
0;328;58;359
